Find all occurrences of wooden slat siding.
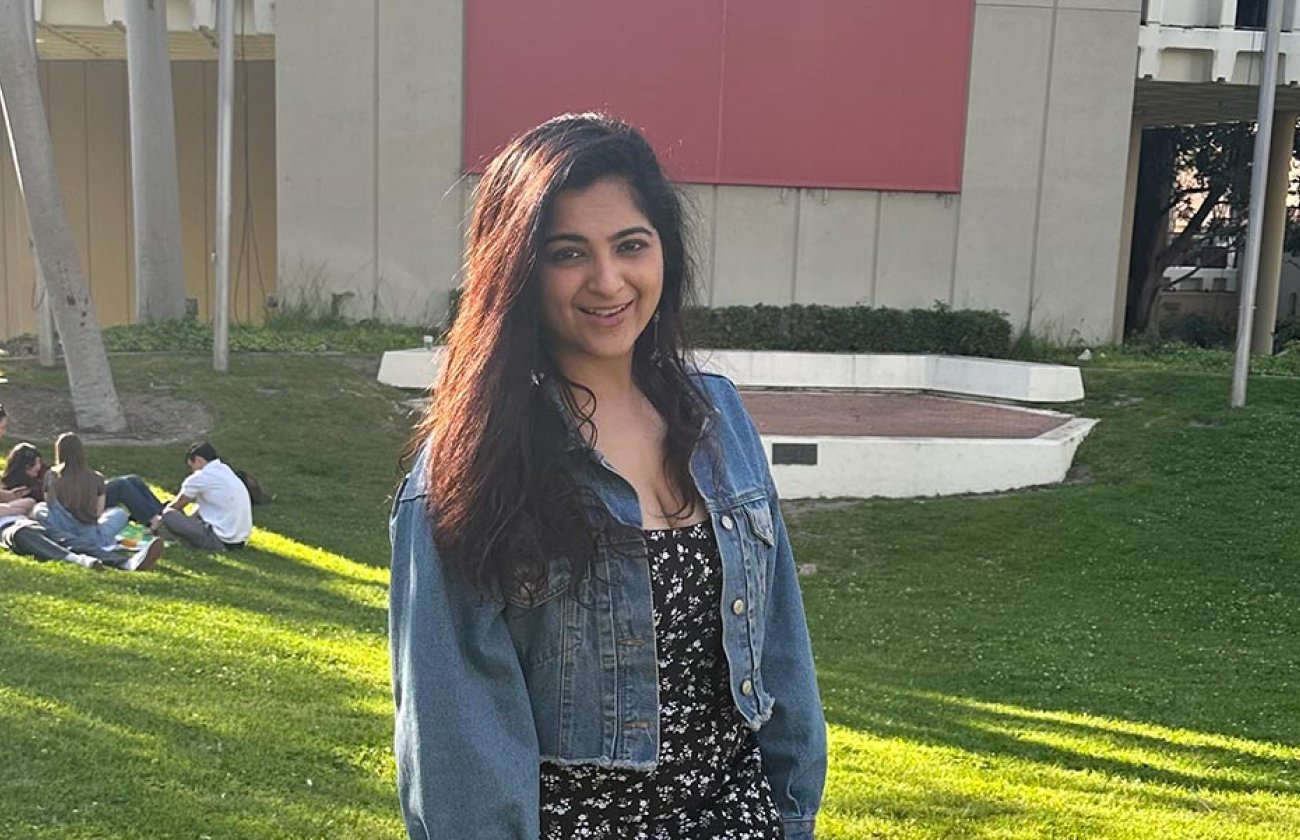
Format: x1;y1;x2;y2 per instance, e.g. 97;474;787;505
174;60;212;320
201;60;216;318
0;58;278;339
235;59;275;323
86;61;130;327
46;62;92;334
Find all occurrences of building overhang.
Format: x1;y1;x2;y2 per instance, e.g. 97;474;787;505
31;0;274;60
1135;79;1300;125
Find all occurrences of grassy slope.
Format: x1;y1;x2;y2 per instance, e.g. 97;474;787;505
1;354;1299;837
0;355;412;839
802;369;1300;838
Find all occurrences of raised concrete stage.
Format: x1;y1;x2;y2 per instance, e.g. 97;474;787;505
742;391;1095;499
378;348;1096;499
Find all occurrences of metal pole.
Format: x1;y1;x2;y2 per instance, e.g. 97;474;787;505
1231;0;1285;407
213;0;234;372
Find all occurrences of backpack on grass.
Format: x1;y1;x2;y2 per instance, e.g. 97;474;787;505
234;468;272;506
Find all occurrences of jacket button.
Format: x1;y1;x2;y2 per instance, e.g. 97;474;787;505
732;598;746;615
721;515;734;530
741;679;753;696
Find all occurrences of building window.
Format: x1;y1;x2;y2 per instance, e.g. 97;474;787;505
1237;0;1267;29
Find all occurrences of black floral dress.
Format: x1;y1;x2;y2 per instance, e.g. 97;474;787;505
539;522;785;839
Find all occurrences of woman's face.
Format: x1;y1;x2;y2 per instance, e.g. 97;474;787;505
537;177;664;376
25;457;42;479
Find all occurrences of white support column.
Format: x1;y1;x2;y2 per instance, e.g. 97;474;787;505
1250;111;1298;354
124;0;186;321
1145;0;1165;26
1114;117;1144;343
213;0;234;371
1219;0;1239;28
254;0;274;32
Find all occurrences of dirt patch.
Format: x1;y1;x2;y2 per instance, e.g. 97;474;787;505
0;386;211;446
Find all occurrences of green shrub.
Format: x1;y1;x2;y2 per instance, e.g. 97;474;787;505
1274;316;1300;351
682;303;1012;357
94;315;430;355
1156;312;1235;349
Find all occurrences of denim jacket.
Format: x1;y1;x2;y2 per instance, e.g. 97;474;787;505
389;373;827;839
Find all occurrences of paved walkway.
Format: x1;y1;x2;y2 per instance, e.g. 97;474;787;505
740;391;1071;439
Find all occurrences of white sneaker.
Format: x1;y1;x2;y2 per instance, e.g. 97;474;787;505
66;553;104;570
120;539;164;572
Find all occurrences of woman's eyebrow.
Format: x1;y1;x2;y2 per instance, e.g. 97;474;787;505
543;226;656;247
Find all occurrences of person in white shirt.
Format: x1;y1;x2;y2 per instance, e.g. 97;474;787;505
150;442;253;550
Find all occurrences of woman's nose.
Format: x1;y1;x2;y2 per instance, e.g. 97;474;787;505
586;254;623;295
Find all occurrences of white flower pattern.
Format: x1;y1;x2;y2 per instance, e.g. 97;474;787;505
539;522;784;839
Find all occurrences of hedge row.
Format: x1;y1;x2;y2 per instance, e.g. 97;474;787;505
681;304;1012;358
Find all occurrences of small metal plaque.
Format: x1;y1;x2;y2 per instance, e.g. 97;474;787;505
772;443;818;466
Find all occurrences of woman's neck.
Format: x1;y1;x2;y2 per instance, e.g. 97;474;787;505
555;355;639;407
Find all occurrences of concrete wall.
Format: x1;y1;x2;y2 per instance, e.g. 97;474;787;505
0;59;276;340
955;0;1141;344
276;0;1141;343
276;0;464;325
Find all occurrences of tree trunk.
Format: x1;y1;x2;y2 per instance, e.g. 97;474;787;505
0;0;127;432
125;0;187;321
1126;128;1177;335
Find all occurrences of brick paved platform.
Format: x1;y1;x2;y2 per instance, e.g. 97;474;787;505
740;391;1070;439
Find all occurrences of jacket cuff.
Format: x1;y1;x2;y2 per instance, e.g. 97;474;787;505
782;815;816;840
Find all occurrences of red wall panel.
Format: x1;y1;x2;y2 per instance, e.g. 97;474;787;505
463;0;725;178
717;0;974;191
463;0;974;192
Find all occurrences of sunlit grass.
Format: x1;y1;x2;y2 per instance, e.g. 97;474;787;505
793;367;1300;838
0;355;408;839
3;354;1300;837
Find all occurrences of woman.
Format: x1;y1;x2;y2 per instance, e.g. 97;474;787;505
3;442;47;503
390;114;826;839
35;432;130;555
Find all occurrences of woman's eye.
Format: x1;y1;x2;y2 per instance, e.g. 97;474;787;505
549;248;583;263
618;239;648;254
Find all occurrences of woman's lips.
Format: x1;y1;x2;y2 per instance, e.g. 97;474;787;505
578;301;633;319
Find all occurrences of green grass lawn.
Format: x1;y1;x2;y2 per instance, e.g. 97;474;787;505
1;353;1299;838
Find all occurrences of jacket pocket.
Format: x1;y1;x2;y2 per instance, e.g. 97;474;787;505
741;498;775;605
503;557;576;666
742;499;775;547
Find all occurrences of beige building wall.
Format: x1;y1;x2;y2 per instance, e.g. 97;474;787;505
275;0;1141;343
954;0;1141;344
0;59;276;340
276;0;464;326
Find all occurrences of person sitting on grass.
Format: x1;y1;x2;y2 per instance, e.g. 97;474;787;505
0;513;159;571
149;442;252;551
0;408;38;513
105;472;166;526
33;432;164;569
3;442;48;503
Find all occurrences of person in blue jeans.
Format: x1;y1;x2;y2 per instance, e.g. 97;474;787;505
390;115;826;840
34;433;158;559
105;473;165;525
35;432;125;550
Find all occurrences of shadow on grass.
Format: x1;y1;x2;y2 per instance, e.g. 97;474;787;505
821;678;1300;799
0;517;405;838
0;577;398;838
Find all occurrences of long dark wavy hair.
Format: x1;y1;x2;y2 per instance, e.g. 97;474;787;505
2;442;43;497
414;113;710;600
